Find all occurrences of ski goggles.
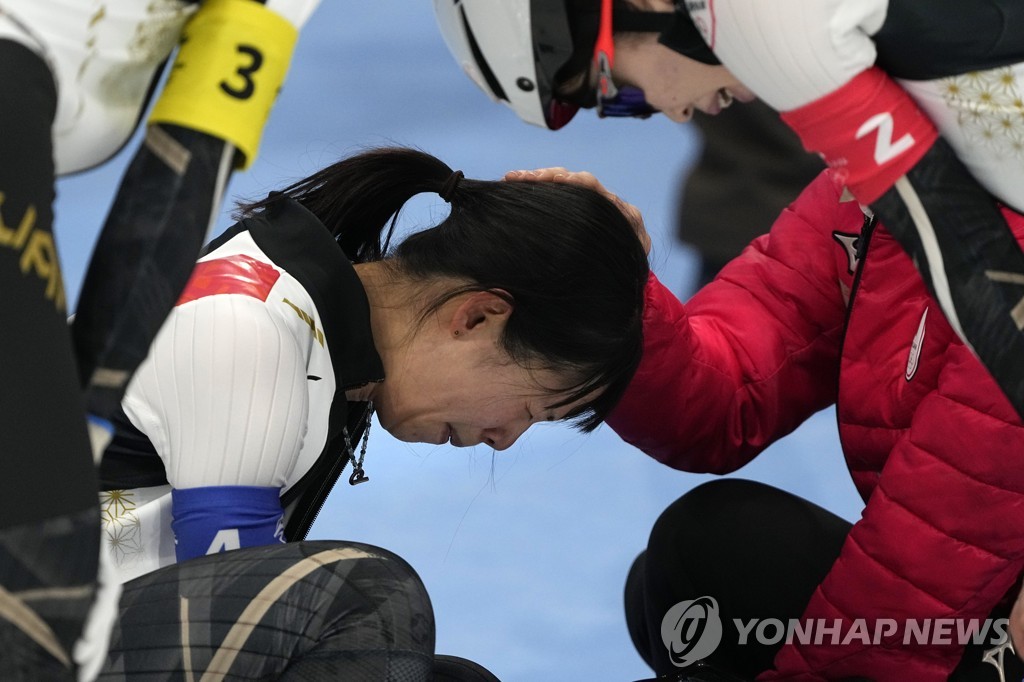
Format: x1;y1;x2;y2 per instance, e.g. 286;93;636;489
591;0;656;119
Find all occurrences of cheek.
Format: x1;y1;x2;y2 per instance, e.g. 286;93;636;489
375;407;430;445
638;72;698;114
371;387;428;437
637;74;682;110
453;399;501;426
650;64;730;108
452;394;523;431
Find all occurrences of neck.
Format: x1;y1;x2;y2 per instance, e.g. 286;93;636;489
348;261;411;403
345;383;377;403
351;262;464;407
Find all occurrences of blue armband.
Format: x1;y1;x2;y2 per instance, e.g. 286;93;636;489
171;485;285;562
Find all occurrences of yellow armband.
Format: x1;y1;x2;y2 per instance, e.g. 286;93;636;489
148;0;298;168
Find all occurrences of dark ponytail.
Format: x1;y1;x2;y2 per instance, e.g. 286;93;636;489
241;147;649;432
241;147;458;263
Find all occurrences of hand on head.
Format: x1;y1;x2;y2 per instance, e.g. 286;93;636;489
504;168;652;255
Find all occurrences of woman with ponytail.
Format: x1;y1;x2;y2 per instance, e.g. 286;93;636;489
89;145;647;679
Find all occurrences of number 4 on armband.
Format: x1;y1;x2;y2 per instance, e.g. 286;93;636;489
206;528;242;555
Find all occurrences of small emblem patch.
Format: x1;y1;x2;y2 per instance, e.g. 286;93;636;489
906;307;928;381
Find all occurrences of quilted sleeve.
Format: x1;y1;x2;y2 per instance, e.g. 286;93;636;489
607;172;856;472
764;342;1024;680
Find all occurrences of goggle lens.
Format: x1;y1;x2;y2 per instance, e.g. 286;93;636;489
591;0;657;119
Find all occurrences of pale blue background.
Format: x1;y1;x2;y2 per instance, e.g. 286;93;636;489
54;3;865;680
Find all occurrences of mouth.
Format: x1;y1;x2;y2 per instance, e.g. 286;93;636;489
697;88;737;117
717;88;735;109
696;87;753;118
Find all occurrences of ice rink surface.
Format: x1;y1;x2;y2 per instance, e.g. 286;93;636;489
55;3;865;679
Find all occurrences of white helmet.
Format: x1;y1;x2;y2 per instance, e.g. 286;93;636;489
433;0;588;130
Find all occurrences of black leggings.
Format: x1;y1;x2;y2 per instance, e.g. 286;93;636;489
625;479;850;678
0;39;100;681
0;42;98;530
625;479;1022;681
101;540;500;681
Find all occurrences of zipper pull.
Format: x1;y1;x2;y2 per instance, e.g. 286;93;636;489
857;216;876;262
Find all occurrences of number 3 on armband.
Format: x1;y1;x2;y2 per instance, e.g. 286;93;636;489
220;45;263;100
148;0;298;168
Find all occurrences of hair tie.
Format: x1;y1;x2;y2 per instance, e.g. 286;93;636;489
439;170;464;203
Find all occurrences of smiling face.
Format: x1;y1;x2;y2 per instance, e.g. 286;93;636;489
593;32;757;123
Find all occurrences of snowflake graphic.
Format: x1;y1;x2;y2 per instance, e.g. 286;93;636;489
100;489;136;522
940;67;1024;160
103;514;144;565
100;490;145;565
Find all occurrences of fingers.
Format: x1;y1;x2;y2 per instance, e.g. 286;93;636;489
504;168;652;255
505;168;604;191
504;168;570;182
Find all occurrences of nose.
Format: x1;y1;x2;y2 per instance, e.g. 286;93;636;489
481;423;530;451
667;106;693;123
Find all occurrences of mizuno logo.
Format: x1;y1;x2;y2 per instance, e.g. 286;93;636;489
906;307;928;382
984;269;1024;330
982;637;1016;682
832;231;860;275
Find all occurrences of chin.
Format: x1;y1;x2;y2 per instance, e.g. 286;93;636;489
388;425;440;446
373;411;403;441
388;428;419;445
375;405;401;433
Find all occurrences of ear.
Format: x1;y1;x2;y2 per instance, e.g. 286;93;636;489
449;290;513;337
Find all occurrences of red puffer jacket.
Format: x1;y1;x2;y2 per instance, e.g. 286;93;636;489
607;169;1024;680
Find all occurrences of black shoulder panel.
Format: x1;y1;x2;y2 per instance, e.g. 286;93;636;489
874;0;1024;80
99;407;168;490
